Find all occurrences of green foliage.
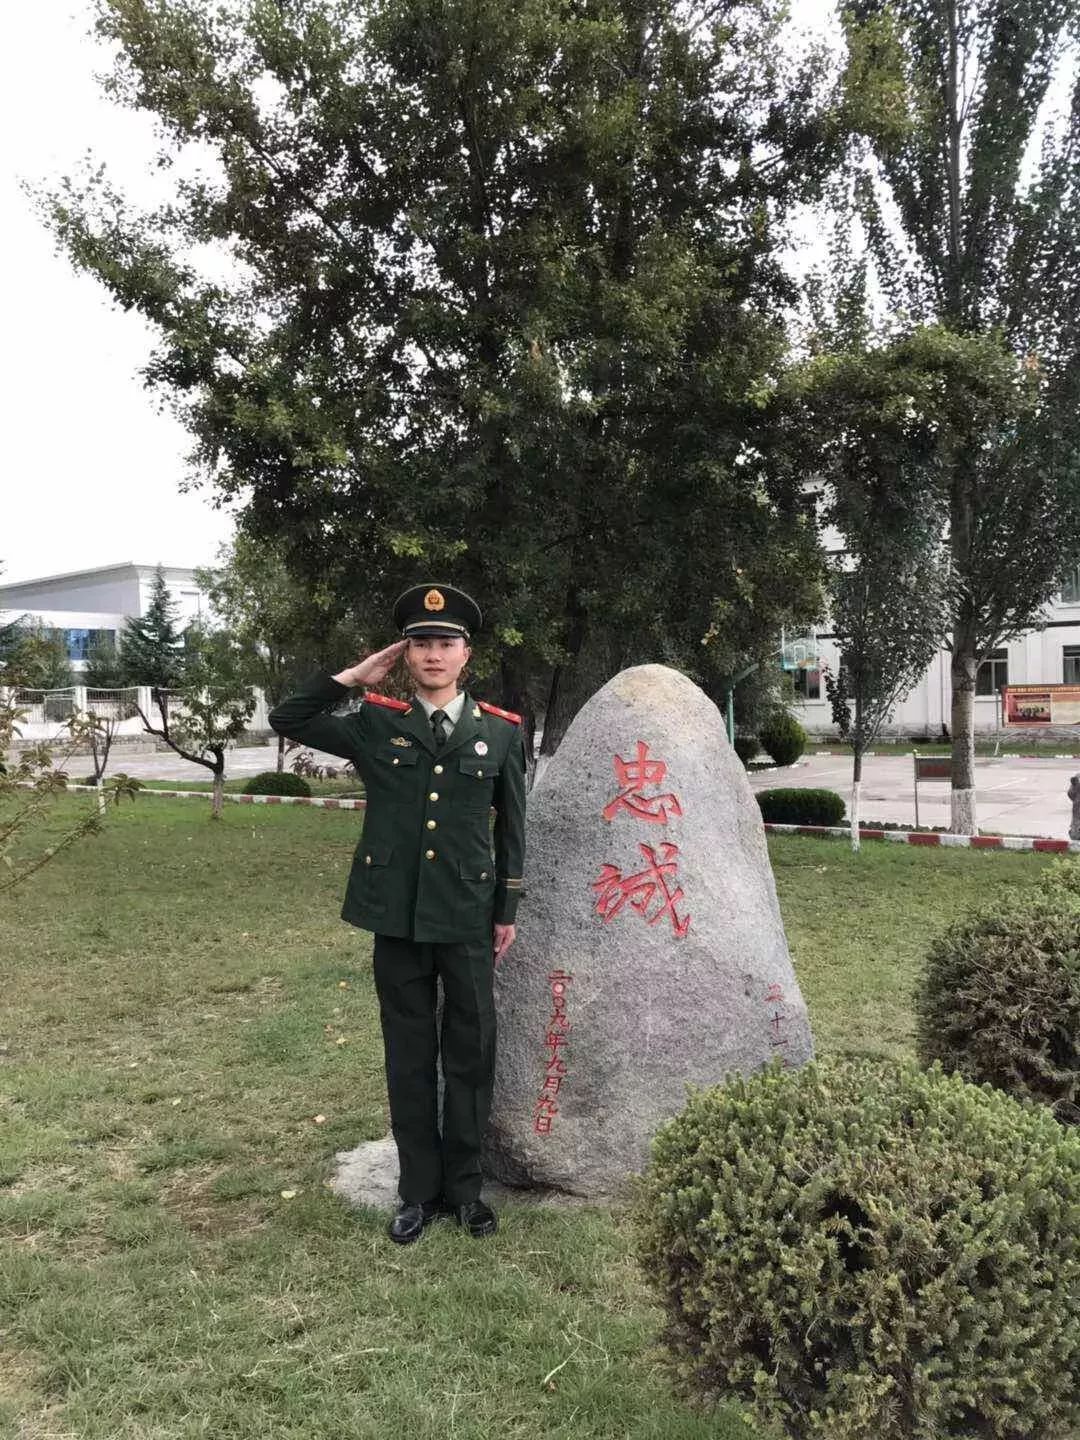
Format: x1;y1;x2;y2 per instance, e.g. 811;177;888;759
756;787;845;826
43;0;839;743
635;1058;1080;1440
732;734;760;765
917;889;1080;1125
118;568;185;691
83;633;127;690
194;534;361;710
836;0;1080;824
758;710;807;766
0;618;75;690
242;771;312;798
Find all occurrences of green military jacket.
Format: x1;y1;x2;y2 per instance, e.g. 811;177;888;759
268;669;526;943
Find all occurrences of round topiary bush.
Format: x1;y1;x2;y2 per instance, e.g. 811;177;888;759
756;787;845;827
732;733;760;765
635;1058;1080;1440
758;710;807;766
242;771;312;797
917;890;1080;1125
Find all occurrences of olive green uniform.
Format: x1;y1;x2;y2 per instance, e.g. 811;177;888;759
268;669;526;1203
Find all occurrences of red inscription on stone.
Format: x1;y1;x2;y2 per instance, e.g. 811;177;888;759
592;841;691;937
534;970;574;1136
602;740;684;824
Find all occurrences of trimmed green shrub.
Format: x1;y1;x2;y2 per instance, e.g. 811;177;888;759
758;710;807;766
917;891;1080;1125
242;771;312;797
635;1058;1080;1440
756;787;845;827
732;733;760;765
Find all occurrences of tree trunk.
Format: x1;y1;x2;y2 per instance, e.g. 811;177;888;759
539;587;589;757
851;746;863;853
498;656;537;787
950;644;978;834
277;732;285;773
212;770;225;820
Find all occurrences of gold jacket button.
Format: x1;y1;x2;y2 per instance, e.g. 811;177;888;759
426;819;437;830
433;764;444;775
480;871;488;879
392;757;400;766
429;791;439;801
365;854;371;864
425;849;436;860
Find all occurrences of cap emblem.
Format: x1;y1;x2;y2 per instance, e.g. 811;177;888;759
424;589;446;611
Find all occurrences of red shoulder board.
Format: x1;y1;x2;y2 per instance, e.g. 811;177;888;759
363;691;411;712
478;700;522;725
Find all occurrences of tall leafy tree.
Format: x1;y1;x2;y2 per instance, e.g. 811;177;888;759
785;334;952;847
839;0;1080;831
43;0;842;750
195;533;364;770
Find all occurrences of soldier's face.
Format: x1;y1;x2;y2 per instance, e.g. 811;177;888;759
405;636;471;689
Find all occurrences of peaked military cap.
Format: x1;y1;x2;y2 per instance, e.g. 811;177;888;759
393;583;482;640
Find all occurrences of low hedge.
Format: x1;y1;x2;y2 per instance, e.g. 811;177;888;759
917;887;1080;1125
242;771;313;797
756;787;845;827
732;733;760;765
635;1058;1080;1439
758;710;807;766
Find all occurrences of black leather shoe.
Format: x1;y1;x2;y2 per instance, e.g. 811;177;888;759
454;1198;497;1238
388;1198;446;1245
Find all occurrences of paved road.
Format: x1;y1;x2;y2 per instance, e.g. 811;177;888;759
748;752;1080;839
77;742;1080;839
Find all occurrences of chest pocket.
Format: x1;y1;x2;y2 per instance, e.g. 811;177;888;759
378;744;421;770
458;755;499;808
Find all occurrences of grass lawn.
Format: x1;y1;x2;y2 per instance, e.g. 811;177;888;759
0;798;1056;1438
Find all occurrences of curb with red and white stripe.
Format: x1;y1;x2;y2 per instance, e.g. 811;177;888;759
59;783;368;810
763;822;1079;854
809;751;1080;761
58;783;1080;853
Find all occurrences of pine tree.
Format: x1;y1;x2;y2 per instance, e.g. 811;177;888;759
118;568;185;697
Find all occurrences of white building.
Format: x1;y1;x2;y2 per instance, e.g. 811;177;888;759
791;562;1080;738
0;561;212;670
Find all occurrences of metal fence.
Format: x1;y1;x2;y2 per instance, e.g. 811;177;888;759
12;687;78;724
85;687;142;721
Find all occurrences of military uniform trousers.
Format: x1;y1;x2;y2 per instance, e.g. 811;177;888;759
373;932;496;1206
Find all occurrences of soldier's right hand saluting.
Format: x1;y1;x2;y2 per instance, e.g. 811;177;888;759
332;639;408;689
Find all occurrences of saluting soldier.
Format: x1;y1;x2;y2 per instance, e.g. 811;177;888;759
268;584;526;1244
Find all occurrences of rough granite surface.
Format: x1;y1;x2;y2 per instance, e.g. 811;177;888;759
482;663;813;1198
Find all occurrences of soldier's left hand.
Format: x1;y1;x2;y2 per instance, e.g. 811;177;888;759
493;924;516;965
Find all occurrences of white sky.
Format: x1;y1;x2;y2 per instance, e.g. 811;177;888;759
0;0;850;591
1;2;238;587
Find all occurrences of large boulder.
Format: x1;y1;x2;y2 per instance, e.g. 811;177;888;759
484;663;813;1198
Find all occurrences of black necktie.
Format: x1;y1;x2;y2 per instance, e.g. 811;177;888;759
431;708;448;748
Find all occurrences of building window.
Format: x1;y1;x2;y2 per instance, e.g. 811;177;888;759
1062;566;1080;604
50;628;117;661
1065;646;1080;684
791;666;822;701
976;648;1009;696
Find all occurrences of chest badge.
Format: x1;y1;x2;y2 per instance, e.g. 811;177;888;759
390;735;413;747
474;740;489;755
